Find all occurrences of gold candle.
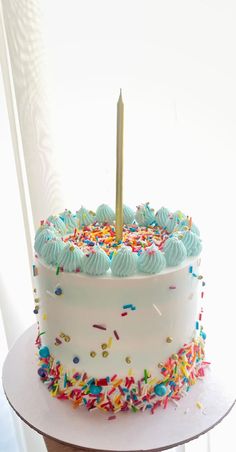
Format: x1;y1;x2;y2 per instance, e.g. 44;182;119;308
115;89;124;242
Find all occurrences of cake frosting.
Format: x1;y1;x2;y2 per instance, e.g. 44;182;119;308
33;203;207;414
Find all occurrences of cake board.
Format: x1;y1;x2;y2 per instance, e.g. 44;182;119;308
2;324;235;452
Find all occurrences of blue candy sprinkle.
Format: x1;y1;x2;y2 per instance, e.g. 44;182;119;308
38;367;47;378
201;331;207;340
90;384;102;395
154;384;167;397
39;346;50;358
55;287;62;296
73;356;80;364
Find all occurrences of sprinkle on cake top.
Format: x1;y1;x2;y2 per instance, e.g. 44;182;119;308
34;203;202;276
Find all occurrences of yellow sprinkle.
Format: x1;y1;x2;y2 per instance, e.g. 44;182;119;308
149;378;158;386
42;313;47;320
196;401;203;409
181;365;189;378
107;337;113;348
113;378;123;387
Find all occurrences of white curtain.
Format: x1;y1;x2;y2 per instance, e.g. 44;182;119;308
0;1;235;451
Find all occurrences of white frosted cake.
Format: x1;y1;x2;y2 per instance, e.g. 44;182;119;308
33;203;207;414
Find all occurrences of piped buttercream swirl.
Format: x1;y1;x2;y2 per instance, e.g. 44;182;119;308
83;245;110;275
47;215;67;234
41;238;66;266
35;223;56;239
34;229;57;255
165;213;179;233
58;242;84;272
111;246;137;277
164;236;187;266
123;205;135;224
155;207;170;228
76;207;95;227
177;218;200;236
181;230;202;256
95;204;115;224
59;210;78;232
138;244;166;274
135;203;155;226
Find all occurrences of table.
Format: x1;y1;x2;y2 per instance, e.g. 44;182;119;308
2;324;235;452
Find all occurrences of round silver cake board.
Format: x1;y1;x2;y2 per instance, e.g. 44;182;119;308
2;324;235;452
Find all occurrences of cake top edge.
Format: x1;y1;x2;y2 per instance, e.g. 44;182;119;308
34;203;202;277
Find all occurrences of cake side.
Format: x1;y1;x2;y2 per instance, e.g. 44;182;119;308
35;256;203;378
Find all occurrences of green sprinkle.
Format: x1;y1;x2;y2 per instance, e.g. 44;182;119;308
56;266;60;275
144;369;148;383
39;331;46;337
131;405;138;412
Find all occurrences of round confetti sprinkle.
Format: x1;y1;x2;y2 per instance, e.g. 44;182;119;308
158;362;164;368
102;351;109;358
90;351;96;358
39;346;50;358
101;343;107;350
125;356;132;364
73;356;80;364
38;367;47;378
154;384;167;397
55;287;63;296
166;336;173;343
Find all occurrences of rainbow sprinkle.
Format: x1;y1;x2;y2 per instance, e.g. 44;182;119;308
37;335;208;414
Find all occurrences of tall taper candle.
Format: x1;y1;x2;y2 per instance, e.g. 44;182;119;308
116;89;124;242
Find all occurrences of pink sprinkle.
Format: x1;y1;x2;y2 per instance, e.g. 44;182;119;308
108;415;116;421
121;312;128;317
113;330;120;340
93;324;107;331
118;385;125;395
201;292;204;298
169;285;176;290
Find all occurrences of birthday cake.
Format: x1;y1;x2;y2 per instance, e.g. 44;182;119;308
33;202;208;414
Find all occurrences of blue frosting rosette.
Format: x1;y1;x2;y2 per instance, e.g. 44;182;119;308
58;242;84;272
111;246;137;277
34;228;57;255
138;244;166;274
76;207;95;227
123;205;135;224
163;236;187;266
59;210;78;232
47;215;67;234
83;245;110;275
135;203;155;227
181;230;202;256
95;204;115;224
155;207;170;229
165;213;179;233
41;238;66;266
